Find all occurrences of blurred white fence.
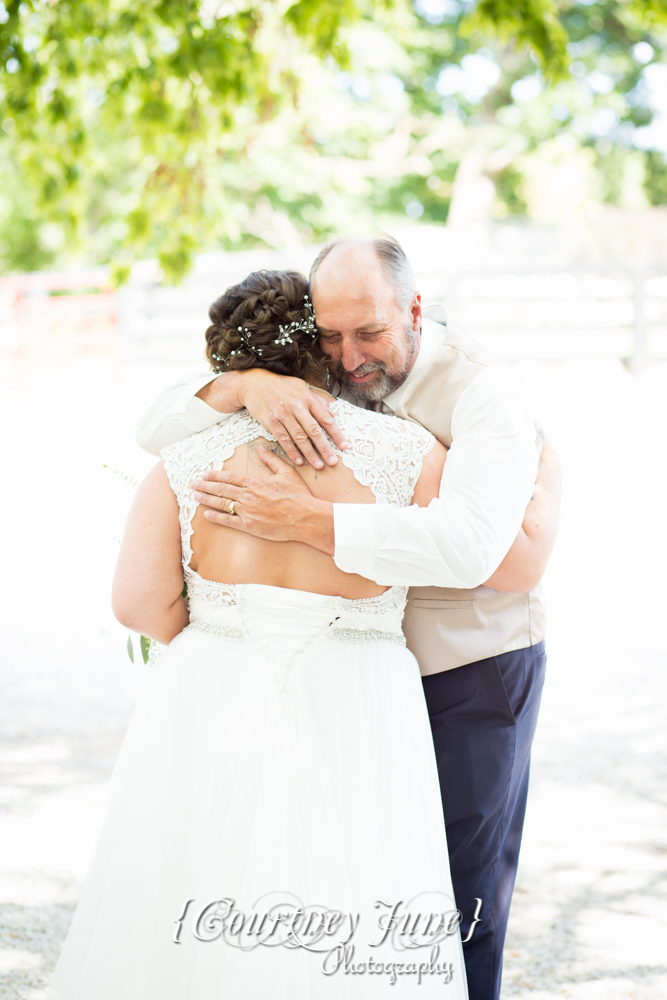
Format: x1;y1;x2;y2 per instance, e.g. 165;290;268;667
2;249;667;373
0;268;117;365
431;266;667;373
116;254;667;373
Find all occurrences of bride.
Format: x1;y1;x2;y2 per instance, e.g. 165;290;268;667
47;268;519;998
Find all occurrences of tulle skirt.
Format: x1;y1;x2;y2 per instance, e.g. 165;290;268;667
47;588;468;999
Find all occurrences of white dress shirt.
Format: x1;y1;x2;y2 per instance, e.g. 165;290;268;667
135;322;539;589
136;373;233;454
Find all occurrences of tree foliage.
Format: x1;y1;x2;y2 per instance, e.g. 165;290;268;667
0;0;393;280
463;0;569;80
380;0;667;225
1;0;666;279
644;150;667;204
0;139;55;271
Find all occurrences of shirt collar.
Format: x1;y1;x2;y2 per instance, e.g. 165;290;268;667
381;318;444;414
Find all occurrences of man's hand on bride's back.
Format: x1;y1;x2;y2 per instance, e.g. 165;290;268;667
196;369;348;470
189;444;334;554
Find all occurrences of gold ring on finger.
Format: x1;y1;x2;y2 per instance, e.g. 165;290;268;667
227;500;236;516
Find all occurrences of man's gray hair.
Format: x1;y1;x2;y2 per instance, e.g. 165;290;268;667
309;233;417;314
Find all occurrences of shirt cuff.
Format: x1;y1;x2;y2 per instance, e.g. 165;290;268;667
332;504;377;578
181;395;235;433
171;373;220;414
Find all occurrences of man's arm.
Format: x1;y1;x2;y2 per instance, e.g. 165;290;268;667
189;366;548;590
192;431;560;595
136;371;231;455
136;368;348;468
484;440;562;592
332;367;541;588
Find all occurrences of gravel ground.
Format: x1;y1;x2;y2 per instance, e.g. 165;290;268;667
1;355;666;1000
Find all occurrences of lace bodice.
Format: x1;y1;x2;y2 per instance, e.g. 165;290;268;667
159;398;436;686
162;398;435;571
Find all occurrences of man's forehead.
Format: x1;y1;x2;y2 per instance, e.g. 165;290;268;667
311;241;402;321
313;241;385;285
314;282;387;309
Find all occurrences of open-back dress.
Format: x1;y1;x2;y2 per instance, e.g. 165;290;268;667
46;398;468;999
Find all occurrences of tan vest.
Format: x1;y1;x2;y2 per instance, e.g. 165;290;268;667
395;320;546;676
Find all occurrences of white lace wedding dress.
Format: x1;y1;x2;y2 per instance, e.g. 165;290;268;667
46;399;468;999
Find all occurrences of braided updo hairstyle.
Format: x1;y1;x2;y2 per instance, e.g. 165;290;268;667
205;269;327;383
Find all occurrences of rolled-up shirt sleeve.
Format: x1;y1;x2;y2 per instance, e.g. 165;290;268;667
136;372;234;455
332;366;541;588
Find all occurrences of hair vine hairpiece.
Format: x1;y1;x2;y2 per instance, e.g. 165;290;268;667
232;325;264;357
211;294;318;365
273;294;317;346
211;324;263;364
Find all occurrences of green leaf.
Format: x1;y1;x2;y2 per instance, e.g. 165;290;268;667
126;633;134;663
110;262;132;288
624;0;667;29
140;635;151;664
461;0;569;81
0;0;380;279
103;464;138;487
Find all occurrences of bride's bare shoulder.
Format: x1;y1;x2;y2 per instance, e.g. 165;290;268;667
412;439;448;506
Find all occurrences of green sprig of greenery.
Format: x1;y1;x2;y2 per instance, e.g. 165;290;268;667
103;463;139;488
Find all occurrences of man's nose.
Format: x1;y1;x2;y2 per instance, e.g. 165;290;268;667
341;342;366;372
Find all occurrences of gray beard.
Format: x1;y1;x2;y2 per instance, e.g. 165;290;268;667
332;324;417;403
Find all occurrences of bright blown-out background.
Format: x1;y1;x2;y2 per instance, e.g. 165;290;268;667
1;0;667;997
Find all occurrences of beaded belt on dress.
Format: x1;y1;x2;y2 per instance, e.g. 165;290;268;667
183;618;406;646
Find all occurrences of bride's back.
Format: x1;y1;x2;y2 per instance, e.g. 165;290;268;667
163;398;444;602
190;428;383;598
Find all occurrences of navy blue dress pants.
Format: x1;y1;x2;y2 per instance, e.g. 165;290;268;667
421;640;547;1000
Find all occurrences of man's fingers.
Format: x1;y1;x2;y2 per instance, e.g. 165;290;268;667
197;470;250;488
311;399;349;453
202;510;251;532
265;418;306;467
289;402;339;468
190;477;246;500
257;443;292;475
193;490;239;512
300;420;338;468
280;415;326;470
269;415;325;470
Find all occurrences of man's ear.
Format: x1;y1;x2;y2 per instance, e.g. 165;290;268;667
410;292;423;334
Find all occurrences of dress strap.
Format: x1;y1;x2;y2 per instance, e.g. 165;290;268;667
327;398;436;507
161;411;276;568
